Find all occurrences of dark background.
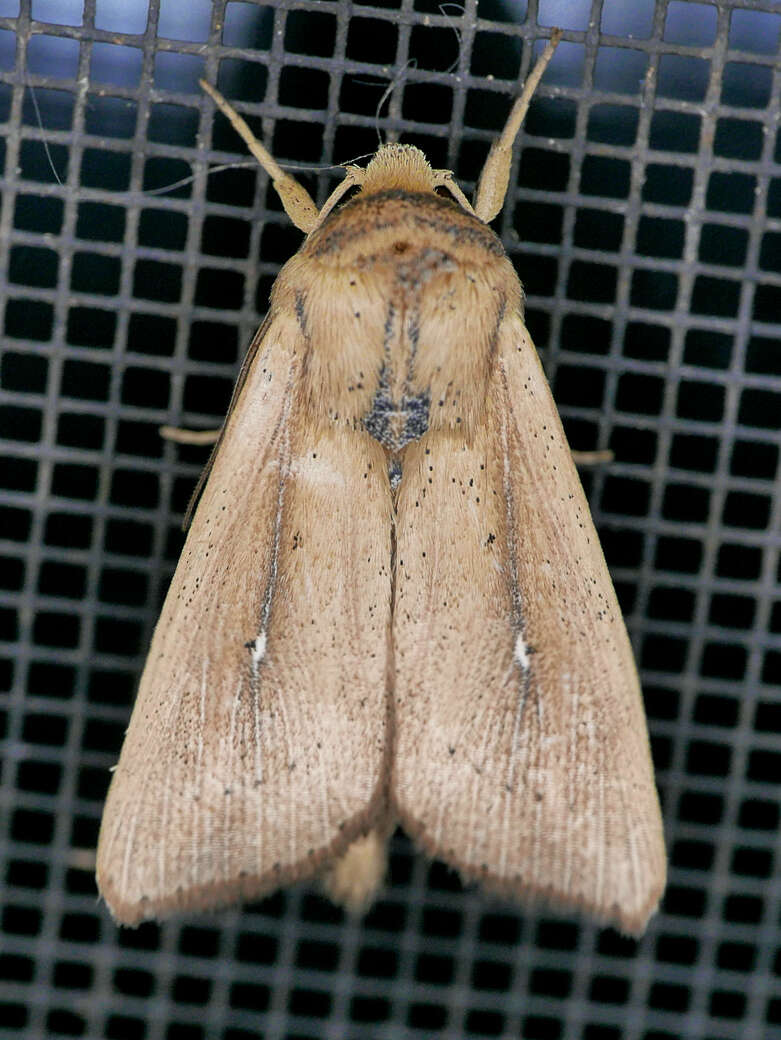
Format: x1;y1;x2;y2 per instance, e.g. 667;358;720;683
1;1;779;1037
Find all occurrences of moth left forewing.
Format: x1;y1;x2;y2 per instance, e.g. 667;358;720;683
97;308;393;924
392;311;665;935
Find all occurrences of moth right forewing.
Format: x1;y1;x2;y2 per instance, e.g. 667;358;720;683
496;316;666;931
97;307;392;925
392;310;665;936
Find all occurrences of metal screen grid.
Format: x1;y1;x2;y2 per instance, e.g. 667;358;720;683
1;0;780;1038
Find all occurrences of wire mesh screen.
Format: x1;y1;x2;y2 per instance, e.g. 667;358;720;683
1;0;780;1037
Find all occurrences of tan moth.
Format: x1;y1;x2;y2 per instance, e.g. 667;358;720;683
96;31;666;936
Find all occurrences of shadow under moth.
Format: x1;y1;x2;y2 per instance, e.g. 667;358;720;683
97;30;666;936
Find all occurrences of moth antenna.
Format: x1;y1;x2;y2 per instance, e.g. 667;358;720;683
374;60;416;145
199;79;320;233
436;2;465;76
474;28;562;222
28;80;65;185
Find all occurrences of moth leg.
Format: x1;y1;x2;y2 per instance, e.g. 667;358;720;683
159;425;221;446
431;170;476;215
199;79;319;233
315;167;366;225
571;448;614;466
474;28;562;223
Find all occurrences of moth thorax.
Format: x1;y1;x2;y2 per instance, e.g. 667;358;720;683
360;143;437;196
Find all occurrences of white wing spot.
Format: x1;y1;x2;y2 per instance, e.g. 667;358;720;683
250;632;267;673
514;632;530;672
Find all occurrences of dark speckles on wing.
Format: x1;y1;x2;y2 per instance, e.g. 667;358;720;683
403;393;430;443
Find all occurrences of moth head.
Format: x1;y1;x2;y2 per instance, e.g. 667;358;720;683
360;143;437;196
358;142;477;218
314;143;477;231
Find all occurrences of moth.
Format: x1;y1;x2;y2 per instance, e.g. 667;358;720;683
97;31;666;936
